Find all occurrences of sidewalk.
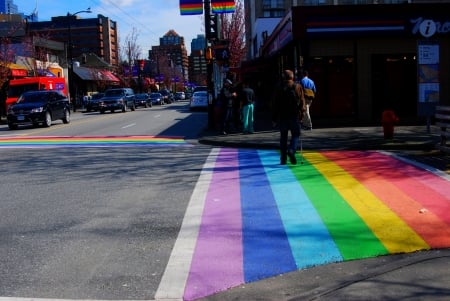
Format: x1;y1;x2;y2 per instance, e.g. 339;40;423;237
199;115;449;173
196;116;450;301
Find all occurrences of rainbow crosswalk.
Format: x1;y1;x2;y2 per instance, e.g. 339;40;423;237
157;148;450;301
0;135;190;148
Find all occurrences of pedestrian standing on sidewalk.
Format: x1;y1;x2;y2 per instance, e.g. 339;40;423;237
272;69;306;165
300;70;316;130
219;79;236;135
239;79;255;134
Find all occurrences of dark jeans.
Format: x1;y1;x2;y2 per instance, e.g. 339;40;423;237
222;107;233;132
279;118;300;161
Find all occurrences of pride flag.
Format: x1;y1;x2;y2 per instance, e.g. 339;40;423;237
179;0;203;15
211;0;235;13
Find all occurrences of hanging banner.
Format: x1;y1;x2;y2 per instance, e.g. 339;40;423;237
179;0;203;15
211;0;235;14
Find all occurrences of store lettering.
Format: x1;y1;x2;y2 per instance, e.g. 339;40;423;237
411;17;450;37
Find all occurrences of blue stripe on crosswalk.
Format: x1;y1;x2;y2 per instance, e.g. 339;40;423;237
258;150;343;269
239;149;297;282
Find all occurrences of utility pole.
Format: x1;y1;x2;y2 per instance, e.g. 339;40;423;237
204;0;215;130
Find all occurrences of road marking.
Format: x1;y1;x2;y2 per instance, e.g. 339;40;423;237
0;135;189;148
122;123;136;129
155;148;219;301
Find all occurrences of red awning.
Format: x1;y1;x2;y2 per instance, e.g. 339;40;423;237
100;70;120;82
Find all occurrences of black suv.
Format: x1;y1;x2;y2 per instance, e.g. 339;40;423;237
7;90;71;130
98;88;136;113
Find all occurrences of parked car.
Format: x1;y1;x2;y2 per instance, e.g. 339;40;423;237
175;91;186;101
7;90;71;130
98;88;136;113
85;92;104;112
149;92;164;105
160;89;173;104
134;93;151;108
189;91;209;111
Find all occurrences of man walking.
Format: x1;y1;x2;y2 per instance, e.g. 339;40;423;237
300;70;316;130
272;70;306;165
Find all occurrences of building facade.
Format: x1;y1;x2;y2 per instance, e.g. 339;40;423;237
27;14;119;67
242;1;450;125
0;0;17;14
149;30;189;92
189;35;208;86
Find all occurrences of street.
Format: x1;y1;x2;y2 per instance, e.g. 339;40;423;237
1;102;450;301
0;102;211;300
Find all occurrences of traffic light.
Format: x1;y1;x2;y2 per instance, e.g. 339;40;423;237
214;47;229;62
208;14;220;40
205;47;213;62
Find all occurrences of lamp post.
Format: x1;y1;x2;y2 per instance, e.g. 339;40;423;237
67;8;92;111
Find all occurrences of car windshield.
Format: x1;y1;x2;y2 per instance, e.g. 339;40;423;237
194;91;207;97
91;93;104;100
17;93;49;103
105;90;124;97
136;94;147;99
150;93;161;98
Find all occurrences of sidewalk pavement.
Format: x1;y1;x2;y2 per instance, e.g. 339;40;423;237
196;116;450;301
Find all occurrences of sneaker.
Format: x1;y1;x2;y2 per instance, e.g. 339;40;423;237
287;149;297;165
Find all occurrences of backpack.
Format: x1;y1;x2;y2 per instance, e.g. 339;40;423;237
280;83;302;119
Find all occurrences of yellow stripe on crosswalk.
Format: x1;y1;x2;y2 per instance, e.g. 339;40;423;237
303;151;430;254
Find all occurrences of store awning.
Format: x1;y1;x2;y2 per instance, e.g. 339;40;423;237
73;67;120;82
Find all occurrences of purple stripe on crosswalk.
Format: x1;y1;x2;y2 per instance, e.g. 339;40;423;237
184;149;244;300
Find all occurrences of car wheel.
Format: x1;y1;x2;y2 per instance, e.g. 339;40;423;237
100;109;105;114
44;112;52;127
62;109;70;124
8;123;17;130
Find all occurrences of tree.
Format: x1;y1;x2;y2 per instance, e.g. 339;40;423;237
120;27;142;64
218;0;246;69
118;27;143;87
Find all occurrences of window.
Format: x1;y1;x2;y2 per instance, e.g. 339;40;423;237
262;0;286;17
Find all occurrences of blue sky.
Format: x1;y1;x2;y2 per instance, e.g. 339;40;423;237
14;0;205;55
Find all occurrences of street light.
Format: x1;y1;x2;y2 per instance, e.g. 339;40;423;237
67;7;92;111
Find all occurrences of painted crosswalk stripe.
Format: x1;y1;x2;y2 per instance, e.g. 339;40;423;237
258;149;343;269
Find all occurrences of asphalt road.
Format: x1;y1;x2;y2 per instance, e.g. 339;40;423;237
0;101;211;299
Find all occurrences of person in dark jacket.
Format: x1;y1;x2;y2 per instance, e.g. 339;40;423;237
272;70;306;165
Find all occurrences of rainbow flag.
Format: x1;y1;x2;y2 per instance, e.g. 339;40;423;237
179;0;203;15
211;0;235;13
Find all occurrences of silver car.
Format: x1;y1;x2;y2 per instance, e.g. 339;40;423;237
189;91;209;111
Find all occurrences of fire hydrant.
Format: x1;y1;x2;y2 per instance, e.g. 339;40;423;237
381;110;399;139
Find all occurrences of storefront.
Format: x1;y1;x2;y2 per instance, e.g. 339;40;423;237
73;66;121;95
251;3;450;125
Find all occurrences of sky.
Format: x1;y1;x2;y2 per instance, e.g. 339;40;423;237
14;0;206;55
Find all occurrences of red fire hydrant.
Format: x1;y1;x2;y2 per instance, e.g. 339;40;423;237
381;110;399;139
